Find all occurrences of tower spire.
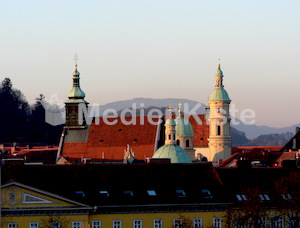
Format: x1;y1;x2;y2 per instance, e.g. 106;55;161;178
215;57;224;88
68;54;85;99
178;103;182;116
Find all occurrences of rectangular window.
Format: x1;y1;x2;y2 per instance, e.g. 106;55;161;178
217;125;221;136
213;217;222;228
193;218;202;228
72;222;81;228
271;217;284;228
92;221;101;228
174;218;182;228
8;223;17;228
236;219;249;228
113;220;122;228
154;219;162;228
133;220;143;228
51;222;61;228
30;223;39;228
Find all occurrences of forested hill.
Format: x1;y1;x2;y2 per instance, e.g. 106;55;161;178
0;78;63;145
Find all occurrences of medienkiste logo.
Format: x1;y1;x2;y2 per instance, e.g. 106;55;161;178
41;95;256;127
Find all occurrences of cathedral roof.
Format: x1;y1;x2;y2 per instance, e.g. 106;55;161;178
152;144;192;163
175;115;194;137
60;115;209;161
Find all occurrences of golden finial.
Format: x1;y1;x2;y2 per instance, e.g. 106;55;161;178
218;56;221;68
169;104;173;119
178;102;182;115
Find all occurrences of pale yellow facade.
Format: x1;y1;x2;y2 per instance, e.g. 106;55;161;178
1;182;227;228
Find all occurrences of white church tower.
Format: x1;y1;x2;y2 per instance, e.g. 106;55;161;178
208;59;232;164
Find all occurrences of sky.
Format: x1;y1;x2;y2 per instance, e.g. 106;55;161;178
1;0;299;128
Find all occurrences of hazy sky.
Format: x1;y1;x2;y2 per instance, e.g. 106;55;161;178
1;0;299;127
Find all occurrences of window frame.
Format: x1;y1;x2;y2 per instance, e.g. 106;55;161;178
92;221;101;228
29;222;39;228
153;219;162;228
113;220;122;228
72;221;82;228
133;219;143;228
213;217;222;228
173;218;182;228
8;223;18;228
193;218;202;228
271;216;284;228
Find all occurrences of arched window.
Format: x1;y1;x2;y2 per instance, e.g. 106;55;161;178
217;125;221;136
173;134;176;140
186;139;190;148
169;134;171;140
176;140;180;146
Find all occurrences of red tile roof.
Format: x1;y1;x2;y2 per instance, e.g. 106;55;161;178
189;114;209;147
62;116;162;160
61;115;209;161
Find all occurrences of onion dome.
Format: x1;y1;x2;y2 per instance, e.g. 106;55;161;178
66;64;87;102
209;58;231;101
175;105;194;137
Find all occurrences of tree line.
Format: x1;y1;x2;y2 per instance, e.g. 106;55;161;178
0;78;63;145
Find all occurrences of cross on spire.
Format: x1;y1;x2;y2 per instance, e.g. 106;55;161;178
169;104;173;119
218;56;221;68
178;102;182;115
74;53;79;67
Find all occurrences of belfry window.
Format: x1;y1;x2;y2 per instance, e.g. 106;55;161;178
186;139;190;148
169;134;171;140
173;134;176;140
217;125;221;136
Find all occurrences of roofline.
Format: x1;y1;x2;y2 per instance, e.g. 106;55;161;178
1;181;89;207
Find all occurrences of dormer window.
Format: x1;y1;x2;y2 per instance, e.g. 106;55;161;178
281;193;292;200
124;190;133;197
259;194;270;201
75;191;85;197
147;190;156;196
202;189;213;199
99;190;109;197
236;194;247;201
176;190;186;197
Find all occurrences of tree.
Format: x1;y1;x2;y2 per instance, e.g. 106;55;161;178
224;188;268;228
40;215;70;228
0;78;30;143
274;171;300;227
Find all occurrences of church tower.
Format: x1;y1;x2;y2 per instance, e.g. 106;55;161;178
175;103;195;161
208;59;232;164
65;63;88;129
152;105;191;163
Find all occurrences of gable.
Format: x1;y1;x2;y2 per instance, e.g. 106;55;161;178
1;182;87;209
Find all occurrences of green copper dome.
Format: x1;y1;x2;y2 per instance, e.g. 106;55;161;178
152;144;192;163
175;115;194;137
165;118;176;126
209;88;231;101
67;87;86;99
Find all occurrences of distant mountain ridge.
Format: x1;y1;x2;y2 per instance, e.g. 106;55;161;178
96;98;299;139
